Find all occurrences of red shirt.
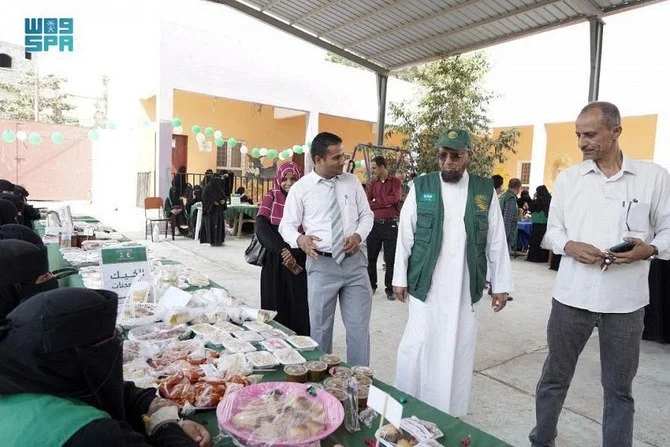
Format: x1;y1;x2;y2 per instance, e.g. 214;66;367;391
366;176;402;219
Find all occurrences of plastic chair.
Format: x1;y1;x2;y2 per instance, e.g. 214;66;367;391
144;197;173;241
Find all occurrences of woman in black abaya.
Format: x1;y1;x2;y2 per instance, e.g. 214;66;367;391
200;175;227;246
526;185;552;263
0;199;18;225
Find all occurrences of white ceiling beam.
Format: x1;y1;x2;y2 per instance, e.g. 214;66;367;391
319;0;408;38
291;0;347;25
346;0;483;49
568;0;604;17
368;0;563;59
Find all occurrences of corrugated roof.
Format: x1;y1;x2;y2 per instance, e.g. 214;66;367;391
210;0;662;73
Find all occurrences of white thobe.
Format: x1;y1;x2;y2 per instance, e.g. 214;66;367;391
392;172;513;417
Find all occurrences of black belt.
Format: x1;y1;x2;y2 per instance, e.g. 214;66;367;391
374;218;398;224
315;250;332;258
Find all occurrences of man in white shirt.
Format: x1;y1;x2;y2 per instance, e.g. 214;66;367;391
279;132;374;366
530;102;670;447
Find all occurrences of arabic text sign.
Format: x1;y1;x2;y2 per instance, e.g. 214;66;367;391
100;246;149;297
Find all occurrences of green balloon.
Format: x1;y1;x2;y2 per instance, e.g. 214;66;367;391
251;148;261;158
267;149;278;159
292;145;301;151
171;118;182;128
354;160;362;168
51;132;64;144
282;150;291;158
2;130;16;143
205;127;214;137
306;141;312;149
215;137;225;147
294;145;304;155
28;132;42;145
191;125;201;134
227;137;237;148
88;129;100;141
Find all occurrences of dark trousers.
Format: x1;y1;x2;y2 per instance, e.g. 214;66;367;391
366;219;398;294
530;299;645;447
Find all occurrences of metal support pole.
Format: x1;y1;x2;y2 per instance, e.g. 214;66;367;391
588;17;604;102
376;72;388;146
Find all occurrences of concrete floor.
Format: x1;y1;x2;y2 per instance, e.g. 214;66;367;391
71;204;670;447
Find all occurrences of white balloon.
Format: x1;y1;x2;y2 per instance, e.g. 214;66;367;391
240;145;248;154
196;132;205;143
214;130;222;139
278;152;286;161
174;126;183;134
16;131;27;141
259;148;268;156
287;149;294;157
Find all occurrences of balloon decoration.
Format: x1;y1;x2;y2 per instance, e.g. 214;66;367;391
205;127;214;137
214;130;222;139
215;137;225;147
267;149;278;159
173;126;183;134
87;129;100;141
2;130;16;143
259;148;268;157
287;149;294;157
354;160;362;168
278;152;287;161
240;145;249;155
171;118;182;128
16;131;27;141
51;131;65;144
227;137;237;148
251;148;261;158
28;132;42;145
191;125;201;134
294;145;304;155
196;132;206;143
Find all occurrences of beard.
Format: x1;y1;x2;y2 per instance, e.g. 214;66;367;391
441;169;464;183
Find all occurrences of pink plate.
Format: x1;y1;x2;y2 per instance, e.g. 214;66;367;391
217;381;344;447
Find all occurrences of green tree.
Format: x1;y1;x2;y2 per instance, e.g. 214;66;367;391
0;70;79;125
386;53;518;176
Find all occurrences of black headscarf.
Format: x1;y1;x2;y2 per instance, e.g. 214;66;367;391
202;175;227;214
0;288;125;421
0;240;55;318
0;179;14;193
0;199;18;225
0;193;24;216
13;185;29;198
201;169;214;188
532;185;552;214
0;224;44;246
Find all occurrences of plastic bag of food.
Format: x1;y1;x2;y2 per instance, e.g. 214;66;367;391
164;307;197;325
217;353;253;379
343;377;360;433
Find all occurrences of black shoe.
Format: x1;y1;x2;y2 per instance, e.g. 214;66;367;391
386;292;395;301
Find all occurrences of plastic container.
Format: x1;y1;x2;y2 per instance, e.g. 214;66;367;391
357;385;370;410
329;366;352;379
284;365;308;383
323;377;347;390
305;361;328;382
354;373;373;387
319;354;341;369
352;366;374;379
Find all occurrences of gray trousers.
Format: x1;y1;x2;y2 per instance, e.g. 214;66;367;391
306;251;373;366
530;299;645;447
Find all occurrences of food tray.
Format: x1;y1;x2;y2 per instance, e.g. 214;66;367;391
128;323;192;342
190;323;223;337
217;381;344;447
261;339;292;352
274;348;307;365
221;338;257;354
233;331;264;343
246;351;280;369
215;321;248;333
259;329;288;339
286;335;319;351
243;320;274;332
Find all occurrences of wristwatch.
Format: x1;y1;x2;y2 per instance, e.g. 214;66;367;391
648;245;659;261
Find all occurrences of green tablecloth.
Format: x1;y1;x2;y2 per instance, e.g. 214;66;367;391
43;216;510;447
224;205;259;221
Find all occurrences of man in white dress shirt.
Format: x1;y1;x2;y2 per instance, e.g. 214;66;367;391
392;129;513;417
279;132;374;366
530;102;670;447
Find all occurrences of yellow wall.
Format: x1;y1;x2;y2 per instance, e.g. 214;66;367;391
492;125;533;186
173;92;308;174
543;114;657;190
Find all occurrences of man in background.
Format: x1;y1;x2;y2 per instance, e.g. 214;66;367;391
500;178;522;254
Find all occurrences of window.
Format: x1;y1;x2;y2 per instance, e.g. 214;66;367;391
216;140;244;172
0;54;12;69
517;161;531;190
25;52;32;60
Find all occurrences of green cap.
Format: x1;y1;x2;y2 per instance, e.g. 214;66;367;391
435;129;472;150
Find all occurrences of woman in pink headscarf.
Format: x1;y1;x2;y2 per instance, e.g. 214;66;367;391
255;162;309;335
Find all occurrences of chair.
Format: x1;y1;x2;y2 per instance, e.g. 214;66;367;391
144;197;173;241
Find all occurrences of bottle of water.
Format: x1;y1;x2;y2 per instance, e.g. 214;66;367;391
60;220;73;248
152;223;160;242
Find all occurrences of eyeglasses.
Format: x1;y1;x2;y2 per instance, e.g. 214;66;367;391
439;152;467;161
625;199;638;232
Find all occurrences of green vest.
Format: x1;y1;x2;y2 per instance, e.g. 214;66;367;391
407;172;493;304
0;393;110;446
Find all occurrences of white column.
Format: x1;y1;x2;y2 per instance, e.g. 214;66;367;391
653;111;670;173
156;84;174;200
529;122;548;192
304;110;319;174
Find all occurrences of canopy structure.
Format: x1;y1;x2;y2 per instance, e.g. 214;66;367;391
208;0;663;143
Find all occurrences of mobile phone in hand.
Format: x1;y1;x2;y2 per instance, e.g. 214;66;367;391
609;241;635;253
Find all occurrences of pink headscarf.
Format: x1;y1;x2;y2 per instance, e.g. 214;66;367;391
258;161;302;225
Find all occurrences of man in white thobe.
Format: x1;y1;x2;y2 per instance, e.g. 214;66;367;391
392;129;514;417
